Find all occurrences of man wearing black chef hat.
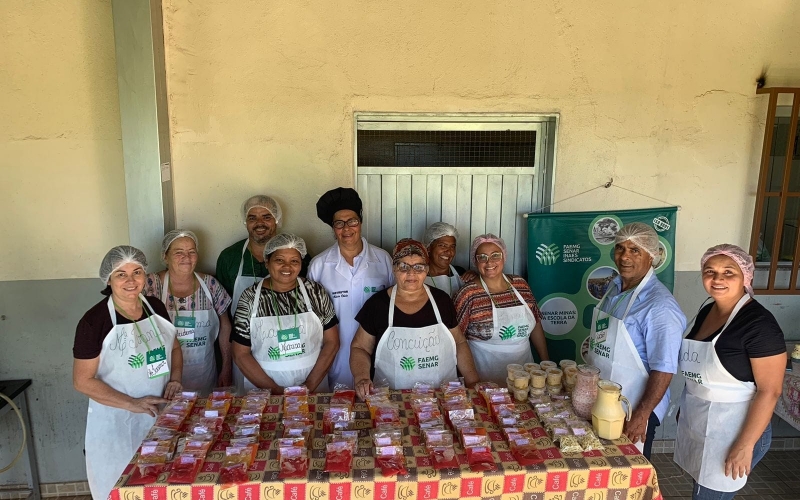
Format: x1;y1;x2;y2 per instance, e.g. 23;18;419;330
307;187;394;388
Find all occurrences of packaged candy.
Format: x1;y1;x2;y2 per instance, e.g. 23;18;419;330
163;399;194;419
137;442;171;478
374;445;407;476
220;448;251;484
465;446;496;472
559;435;583;454
241;396;269;413
284;385;309;396
154;413;185;431
179;438;212;457
278;445;308;479
459;427;489;448
371;429;402;447
193;415;225;435
175;391;199;402
229;437;258;462
204;398;231;416
168;454;205;483
412;381;436;394
146;426;179;442
232;412;263;431
511;439;544;466
370;404;401;425
210;387;236;399
429;446;458;468
579;431;605;452
247;388;272;398
233;423;261;439
325;440;354;473
330;387;356;406
323;404;352;434
475;381;499;395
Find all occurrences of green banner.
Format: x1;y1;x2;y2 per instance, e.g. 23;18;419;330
526;207;678;363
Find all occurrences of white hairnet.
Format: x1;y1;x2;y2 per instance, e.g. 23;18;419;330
241;195;283;227
264;233;307;259
161;229;199;262
615;222;662;267
423;222;459;247
99;245;148;285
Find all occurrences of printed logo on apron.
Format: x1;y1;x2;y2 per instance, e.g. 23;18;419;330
373;285;457;389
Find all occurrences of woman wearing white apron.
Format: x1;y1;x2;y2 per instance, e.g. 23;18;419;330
351;239;479;399
145;230;233;394
232;234;340;393
423;222;466;297
454;234;549;385
674;244;785;500
72;246;182;500
585;222;686;459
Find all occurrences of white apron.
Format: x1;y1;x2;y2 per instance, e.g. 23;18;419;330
374;285;458;389
468;276;536;385
162;272;220;394
85;295;176;500
674;295;756;492
424;265;464;298
231;240;264;394
245;278;328;392
587;267;653;452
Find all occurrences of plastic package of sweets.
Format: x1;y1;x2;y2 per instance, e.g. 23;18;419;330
210;387;236;399
231;412;263;432
168;453;205;483
278;439;308;479
330;387;356;406
219;447;252;484
559;435;583;454
325;440;354;473
578;431;605;452
154;412;185;431
509;435;544;466
204;398;232;416
323;404;352;434
429;445;458;469
371;429;402;447
233;423;260;439
137;443;171;478
465;445;497;472
459;427;490;448
375;445;407;476
163;399;194;420
241;396;269;413
247;387;272;398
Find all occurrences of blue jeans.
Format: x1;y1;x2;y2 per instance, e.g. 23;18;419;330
691;423;772;500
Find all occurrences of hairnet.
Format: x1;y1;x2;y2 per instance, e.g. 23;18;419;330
423;222;459;247
316;187;363;226
392;238;429;265
470;234;507;265
241;195;283;227
264;233;308;259
701;243;755;297
99;245;148;285
161;229;199;262
615;222;663;267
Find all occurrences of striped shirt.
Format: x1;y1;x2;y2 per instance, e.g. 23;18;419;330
453;275;543;342
144;272;231;317
232;278;339;347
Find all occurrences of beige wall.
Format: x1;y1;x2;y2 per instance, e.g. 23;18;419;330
3;1;800;280
0;0;128;281
163;0;800;274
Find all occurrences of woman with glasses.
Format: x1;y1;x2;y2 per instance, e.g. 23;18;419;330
350;239;479;398
454;234;550;384
308;187;394;388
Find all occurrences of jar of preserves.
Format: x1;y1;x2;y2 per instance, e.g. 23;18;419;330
572;364;601;419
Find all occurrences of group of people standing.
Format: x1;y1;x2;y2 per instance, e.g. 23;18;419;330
72;186;788;500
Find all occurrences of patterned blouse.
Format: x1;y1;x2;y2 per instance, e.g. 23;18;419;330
453;275;543;342
144;272;232;317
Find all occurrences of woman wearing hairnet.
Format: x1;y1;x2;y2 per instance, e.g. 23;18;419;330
423;222;465;297
674;244;785;499
454;234;549;385
73;246;183;500
232;234;340;393
144;230;232;394
586;222;685;459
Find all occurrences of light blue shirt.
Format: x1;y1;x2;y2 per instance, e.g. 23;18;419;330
600;272;686;422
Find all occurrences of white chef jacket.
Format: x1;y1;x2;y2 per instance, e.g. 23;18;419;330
307;237;394;388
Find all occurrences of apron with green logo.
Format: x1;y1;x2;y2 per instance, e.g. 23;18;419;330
373;285;457;390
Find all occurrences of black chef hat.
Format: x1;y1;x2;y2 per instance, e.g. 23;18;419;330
316;187;363;226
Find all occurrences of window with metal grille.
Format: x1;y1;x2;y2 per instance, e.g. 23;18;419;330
357;130;537;167
750;88;800;293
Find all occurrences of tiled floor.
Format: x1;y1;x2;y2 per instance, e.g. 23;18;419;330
652;451;800;499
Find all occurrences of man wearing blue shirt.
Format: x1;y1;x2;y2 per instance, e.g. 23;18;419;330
587;222;686;459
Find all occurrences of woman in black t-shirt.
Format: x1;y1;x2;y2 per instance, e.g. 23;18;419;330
674;244;786;500
350;239;480;398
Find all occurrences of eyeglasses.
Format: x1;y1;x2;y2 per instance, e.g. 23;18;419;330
394;262;429;274
333;218;360;229
476;252;503;263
